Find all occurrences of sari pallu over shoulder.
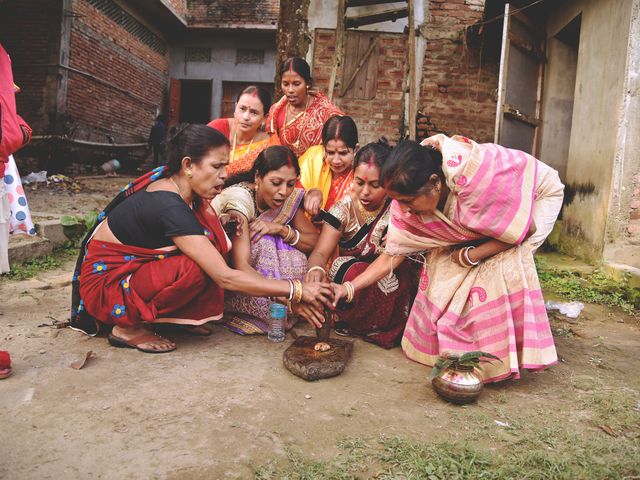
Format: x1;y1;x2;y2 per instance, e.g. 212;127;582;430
384;134;561;382
266;91;344;158
219;186;308;334
70;166;229;336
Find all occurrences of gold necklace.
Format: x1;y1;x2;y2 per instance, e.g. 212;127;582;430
169;177;183;199
283;95;310;151
356;197;383;224
231;121;256;161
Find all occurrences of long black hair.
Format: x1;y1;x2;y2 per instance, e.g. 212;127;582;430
381;140;444;195
353;137;392;171
236;85;272;115
281;57;313;86
321;115;358;149
166;125;229;175
225;145;300;187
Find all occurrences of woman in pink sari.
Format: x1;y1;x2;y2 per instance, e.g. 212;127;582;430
332;135;564;382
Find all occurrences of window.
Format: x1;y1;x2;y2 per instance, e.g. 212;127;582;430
185;47;211;63
236;49;265;65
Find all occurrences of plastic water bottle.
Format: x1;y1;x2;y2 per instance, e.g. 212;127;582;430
267;303;287;342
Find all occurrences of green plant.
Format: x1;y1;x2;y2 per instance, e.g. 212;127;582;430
60;210;99;246
431;351;501;378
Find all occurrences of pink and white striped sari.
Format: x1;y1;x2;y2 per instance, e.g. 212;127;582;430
386;134;563;383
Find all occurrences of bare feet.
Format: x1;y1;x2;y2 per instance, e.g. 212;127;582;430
110;325;176;353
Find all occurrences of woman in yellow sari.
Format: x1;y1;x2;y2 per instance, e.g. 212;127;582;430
208;85;280;177
299;115;359;216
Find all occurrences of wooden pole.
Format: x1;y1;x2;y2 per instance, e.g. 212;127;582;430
408;0;417;140
328;0;346;101
275;0;312;99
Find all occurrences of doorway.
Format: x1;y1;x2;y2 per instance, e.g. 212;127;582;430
538;14;581;181
179;79;212;124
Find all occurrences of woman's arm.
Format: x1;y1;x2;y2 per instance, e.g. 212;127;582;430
331;252;405;307
289;206;319;253
173;234;333;307
229;214;254;273
453;219;537;267
305;222;342;282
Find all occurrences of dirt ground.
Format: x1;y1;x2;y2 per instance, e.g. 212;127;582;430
1;175;639;479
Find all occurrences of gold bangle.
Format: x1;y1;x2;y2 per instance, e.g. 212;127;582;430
283;224;293;242
307;265;326;275
290;229;300;246
344;281;355;303
293;280;302;303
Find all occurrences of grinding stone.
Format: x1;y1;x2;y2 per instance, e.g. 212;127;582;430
283;336;353;381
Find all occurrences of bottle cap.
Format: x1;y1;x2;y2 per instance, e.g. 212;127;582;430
270;302;287;319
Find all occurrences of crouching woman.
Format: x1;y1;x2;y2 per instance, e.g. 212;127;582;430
70;125;332;353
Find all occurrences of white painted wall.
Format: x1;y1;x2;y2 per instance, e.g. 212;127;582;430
169;31;276;119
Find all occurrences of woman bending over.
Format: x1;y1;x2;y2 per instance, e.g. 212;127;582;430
333;135;564;382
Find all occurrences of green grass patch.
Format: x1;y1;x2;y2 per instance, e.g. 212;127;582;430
535;257;639;314
254;423;640;479
0;246;78;281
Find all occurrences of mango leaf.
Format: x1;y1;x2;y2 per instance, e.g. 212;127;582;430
83;210;99;230
60;215;82;227
459;351;501;364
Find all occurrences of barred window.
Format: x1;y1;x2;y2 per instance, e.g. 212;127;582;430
236;49;264;65
185;47;212;63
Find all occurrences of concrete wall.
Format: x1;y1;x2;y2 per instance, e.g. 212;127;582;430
538;35;579;181
169;31;276;120
548;0;633;263
605;0;640;268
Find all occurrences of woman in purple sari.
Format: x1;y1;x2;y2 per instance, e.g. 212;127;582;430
213;145;319;334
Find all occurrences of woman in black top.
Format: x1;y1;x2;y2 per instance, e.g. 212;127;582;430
71;125;332;353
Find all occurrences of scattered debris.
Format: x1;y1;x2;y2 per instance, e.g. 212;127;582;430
545;301;585;319
70;351;95;370
494;420;512;428
599;425;618;437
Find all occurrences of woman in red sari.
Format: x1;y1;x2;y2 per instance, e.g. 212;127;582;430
70;125;332;353
207;85;280;177
266;57;343;159
305;141;418;348
332;137;563;382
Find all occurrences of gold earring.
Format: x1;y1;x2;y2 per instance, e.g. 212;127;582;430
186;170;192;178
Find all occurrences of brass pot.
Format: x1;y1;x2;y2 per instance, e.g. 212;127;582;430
431;365;484;404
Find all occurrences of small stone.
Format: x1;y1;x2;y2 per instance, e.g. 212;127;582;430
305;394;312;399
39;349;46;354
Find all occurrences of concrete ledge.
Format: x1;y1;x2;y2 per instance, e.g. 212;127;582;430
35;219;67;246
604;262;640;289
8;235;54;264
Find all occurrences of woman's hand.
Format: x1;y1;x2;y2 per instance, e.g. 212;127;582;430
300;281;334;310
304;188;324;217
249;219;284;242
219;211;244;237
304;267;327;283
292;302;325;329
452;247;470;268
330;282;348;308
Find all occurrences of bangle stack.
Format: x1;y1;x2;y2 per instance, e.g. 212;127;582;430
293;279;303;304
283;225;301;246
344;281;355;303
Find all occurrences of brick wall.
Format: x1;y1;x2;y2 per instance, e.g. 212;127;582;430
66;0;170;143
419;0;498;143
186;0;279;28
0;0;62;135
165;0;188;20
312;29;406;145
